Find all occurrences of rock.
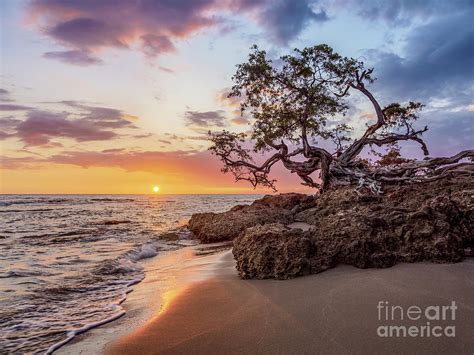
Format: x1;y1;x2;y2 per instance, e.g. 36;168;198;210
188;193;314;243
232;177;474;279
251;193;314;210
233;223;314;279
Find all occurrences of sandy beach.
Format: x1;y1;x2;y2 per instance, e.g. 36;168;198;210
95;248;473;355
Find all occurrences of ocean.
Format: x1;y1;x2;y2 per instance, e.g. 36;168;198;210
0;194;261;353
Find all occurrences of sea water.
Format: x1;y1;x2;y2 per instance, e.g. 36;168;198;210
0;194;260;353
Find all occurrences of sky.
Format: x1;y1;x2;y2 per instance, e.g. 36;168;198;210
0;0;473;194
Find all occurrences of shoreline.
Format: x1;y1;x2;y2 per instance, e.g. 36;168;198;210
108;253;474;354
57;242;234;354
58;243;474;354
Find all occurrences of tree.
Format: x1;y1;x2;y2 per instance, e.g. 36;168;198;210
210;44;473;193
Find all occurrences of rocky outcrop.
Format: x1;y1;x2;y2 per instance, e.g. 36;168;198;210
232;178;473;279
188;193;314;243
233;224;314;279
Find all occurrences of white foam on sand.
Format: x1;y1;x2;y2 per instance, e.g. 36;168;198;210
56;243;233;354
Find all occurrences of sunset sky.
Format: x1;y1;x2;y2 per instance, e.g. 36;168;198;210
1;0;473;194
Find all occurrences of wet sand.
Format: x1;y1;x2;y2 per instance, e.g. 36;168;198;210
57;243;233;354
109;252;474;354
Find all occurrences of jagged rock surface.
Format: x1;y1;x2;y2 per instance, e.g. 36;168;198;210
188;193;314;243
232;178;473;279
233;223;314;279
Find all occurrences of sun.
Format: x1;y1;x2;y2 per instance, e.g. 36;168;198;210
153;185;160;193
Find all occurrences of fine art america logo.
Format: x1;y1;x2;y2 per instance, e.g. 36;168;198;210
377;301;457;338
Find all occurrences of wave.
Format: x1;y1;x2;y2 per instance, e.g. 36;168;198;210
94;220;132;225
0;208;56;213
0;269;54;278
0;194;257;353
40;240;168;354
0;198;70;206
89;198;135;202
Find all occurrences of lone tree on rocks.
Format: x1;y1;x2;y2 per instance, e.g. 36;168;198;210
210;44;473;193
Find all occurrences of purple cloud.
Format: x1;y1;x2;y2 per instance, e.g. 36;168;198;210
184;110;227;127
1;101;140;146
141;34;176;57
43;50;103;66
47;17;127;49
16;110;117;146
28;0;328;64
0;104;34;111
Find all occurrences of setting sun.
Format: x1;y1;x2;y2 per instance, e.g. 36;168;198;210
153;185;160;193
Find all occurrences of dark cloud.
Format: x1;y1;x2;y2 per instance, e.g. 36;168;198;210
47;17;127;49
0;88;13;102
369;11;474;104
259;0;328;43
343;0;472;25
0;104;34;111
28;0;328;64
184;110;227;127
43;50;103;66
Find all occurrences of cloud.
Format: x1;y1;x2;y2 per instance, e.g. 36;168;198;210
15;110;117;145
47;17;127;49
0;89;13;102
43;50;103;66
0;156;45;169
141;34;176;57
258;0;328;43
1;101;139;146
340;0;472;25
28;0;329;64
420;109;474;157
0;104;34;111
368;11;474;105
28;0;219;64
0;117;22;130
184;110;227;127
215;88;249;125
158;66;175;74
59;101;138;128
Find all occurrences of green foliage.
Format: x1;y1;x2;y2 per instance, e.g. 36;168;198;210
209;43;437;192
227;44;370;152
382;101;424;133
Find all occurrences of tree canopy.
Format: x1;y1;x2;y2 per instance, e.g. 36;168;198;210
210;44;473;193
